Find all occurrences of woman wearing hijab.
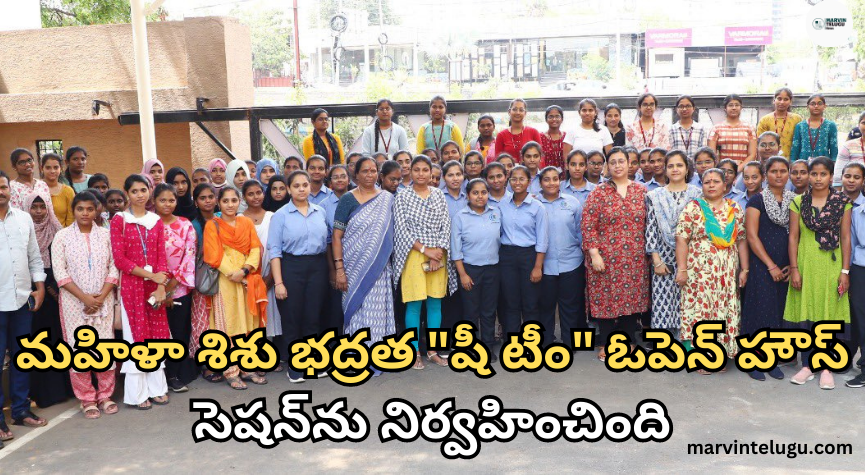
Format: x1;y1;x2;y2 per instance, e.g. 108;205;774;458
25;190;72;408
225;160;251;213
263;175;290;213
209;158;228;190
165;167;197;221
141;159;165;186
255;158;278;186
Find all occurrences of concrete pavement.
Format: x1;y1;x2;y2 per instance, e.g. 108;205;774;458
1;353;863;473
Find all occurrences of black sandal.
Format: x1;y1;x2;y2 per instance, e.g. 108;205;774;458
12;410;47;427
202;370;225;383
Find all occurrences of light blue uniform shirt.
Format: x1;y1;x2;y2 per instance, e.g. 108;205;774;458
690;173;702;187
725;188;748;210
320;190;341;228
538;194;584;275
527;174;542;196
852;198;865;266
444;189;468;218
267;201;331;257
309;185;333;207
499;194;548;253
560;180;596;208
488;190;513;205
450;205;502;266
645;177;663;192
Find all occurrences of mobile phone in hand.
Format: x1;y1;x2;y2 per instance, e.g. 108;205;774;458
27;296;36;311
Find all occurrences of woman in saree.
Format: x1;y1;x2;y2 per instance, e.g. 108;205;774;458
333;157;396;377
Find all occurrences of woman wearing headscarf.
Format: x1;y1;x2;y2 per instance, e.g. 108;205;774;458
165;167;197;221
209;158;228;190
225;160;251;213
302;108;345;166
141;159;165;186
25;190;72;408
255;158;278;186
263;175;290;213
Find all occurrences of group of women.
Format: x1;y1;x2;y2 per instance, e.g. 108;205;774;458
9;90;865;424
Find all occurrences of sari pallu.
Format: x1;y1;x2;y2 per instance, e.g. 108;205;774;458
342;192;396;342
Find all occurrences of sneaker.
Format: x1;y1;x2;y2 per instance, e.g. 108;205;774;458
287;370;305;383
168;378;188;393
767;367;784;380
845;372;865;388
790;367;815;385
317;371;329;378
748;370;766;381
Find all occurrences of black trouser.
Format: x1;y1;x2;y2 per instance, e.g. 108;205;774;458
325;287;344;337
849;265;865;364
276;254;328;350
499;245;541;336
441;288;464;336
596;313;640;346
165;294;198;384
461;264;501;346
539;264;586;346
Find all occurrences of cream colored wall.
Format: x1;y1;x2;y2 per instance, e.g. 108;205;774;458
0;17;253;171
0;121;192;188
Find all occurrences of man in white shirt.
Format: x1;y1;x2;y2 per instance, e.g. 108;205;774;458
0;170;48;446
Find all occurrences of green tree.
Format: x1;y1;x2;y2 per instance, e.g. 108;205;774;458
582;53;612;82
314;0;399;27
232;5;293;75
41;0;166;27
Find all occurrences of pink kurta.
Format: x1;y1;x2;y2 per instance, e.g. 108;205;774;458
110;213;171;342
163;217;197;299
52;224;119;370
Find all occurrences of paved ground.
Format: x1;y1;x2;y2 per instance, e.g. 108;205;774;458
2;352;863;474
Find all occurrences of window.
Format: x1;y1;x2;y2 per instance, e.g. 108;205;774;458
36;140;63;158
655;54;674;64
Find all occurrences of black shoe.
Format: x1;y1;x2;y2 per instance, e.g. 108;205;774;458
168;378;189;393
748;370;766;381
437;349;451;359
767;367;785;380
845;373;865;388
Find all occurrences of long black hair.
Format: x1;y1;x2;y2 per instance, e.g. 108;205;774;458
64;146;88;186
578;99;601;132
373;98;395;152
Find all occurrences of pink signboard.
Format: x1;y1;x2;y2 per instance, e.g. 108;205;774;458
645;29;692;48
724;26;773;46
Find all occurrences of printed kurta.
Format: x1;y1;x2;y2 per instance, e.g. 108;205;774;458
110;213;171;342
625;118;671;150
52;224;119;369
676;199;745;357
10;179;51;212
540;133;567;170
163;217;196;299
581;181;650;319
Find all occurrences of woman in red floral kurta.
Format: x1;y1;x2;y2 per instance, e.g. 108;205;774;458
581;148;650;360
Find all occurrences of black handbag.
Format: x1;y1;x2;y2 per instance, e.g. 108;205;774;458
194;220;220;295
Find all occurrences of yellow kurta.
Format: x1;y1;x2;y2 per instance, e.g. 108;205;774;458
756;112;802;159
51;185;75;227
401;249;448;302
210;245;261;336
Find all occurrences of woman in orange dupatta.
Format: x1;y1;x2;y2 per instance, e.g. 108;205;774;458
203;187;268;389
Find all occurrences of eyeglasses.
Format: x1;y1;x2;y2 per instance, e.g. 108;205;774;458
547;115;562;120
641;103;657;109
377;107;392;112
723;170;737;176
509;177;528;183
17;158;34;165
759;142;779;149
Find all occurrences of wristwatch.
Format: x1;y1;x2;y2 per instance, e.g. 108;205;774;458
242;267;250;276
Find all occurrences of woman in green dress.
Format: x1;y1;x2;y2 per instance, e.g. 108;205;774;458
784;156;852;390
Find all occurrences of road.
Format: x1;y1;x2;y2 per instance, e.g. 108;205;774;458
1;353;863;474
